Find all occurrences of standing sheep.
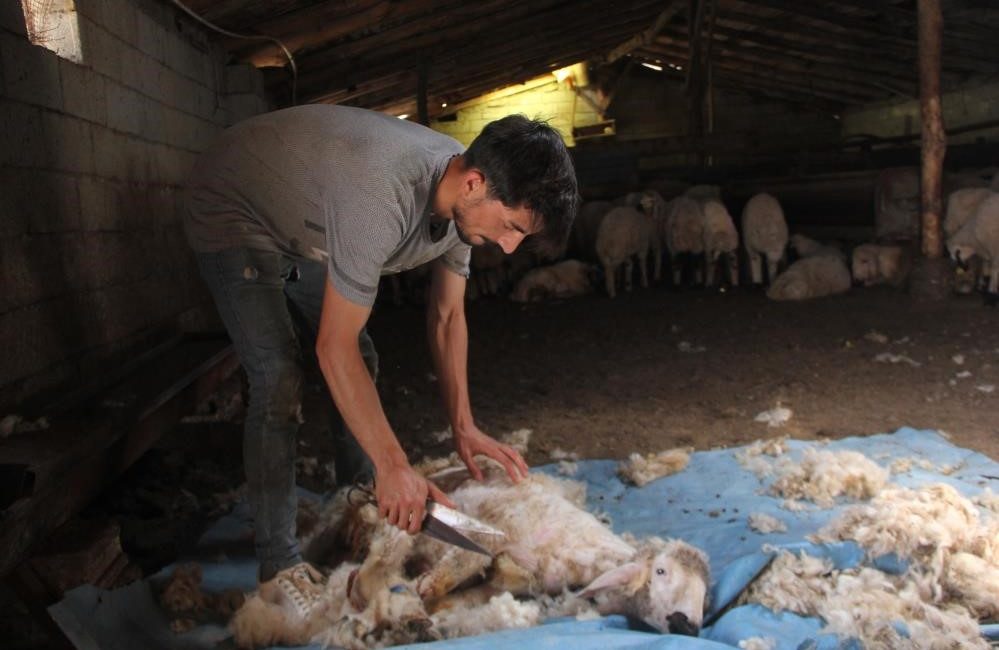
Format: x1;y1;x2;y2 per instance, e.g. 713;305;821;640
639;189;669;283
947;192;999;294
944;188;993;294
767;255;851;301
662;195;706;286
701;199;740;287
741;193;788;286
595;206;657;298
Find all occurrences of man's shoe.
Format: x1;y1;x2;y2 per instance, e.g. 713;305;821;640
257;562;326;620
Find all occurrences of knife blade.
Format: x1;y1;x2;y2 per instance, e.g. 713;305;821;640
420;502;505;556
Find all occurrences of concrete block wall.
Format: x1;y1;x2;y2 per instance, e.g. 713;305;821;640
431;78;601;147
0;0;272;411
842;79;999;145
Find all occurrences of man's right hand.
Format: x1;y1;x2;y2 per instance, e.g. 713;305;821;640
375;464;456;534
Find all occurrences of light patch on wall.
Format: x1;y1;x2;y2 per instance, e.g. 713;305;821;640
20;0;82;63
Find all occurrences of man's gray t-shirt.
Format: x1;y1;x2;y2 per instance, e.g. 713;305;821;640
183;104;470;306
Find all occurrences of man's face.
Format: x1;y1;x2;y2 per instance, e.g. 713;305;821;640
452;194;537;254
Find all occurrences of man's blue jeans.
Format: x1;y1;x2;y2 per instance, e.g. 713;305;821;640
195;247;377;580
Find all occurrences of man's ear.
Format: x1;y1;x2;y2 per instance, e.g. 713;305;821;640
462;168;486;197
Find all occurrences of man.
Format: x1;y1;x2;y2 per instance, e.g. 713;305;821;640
183;105;579;615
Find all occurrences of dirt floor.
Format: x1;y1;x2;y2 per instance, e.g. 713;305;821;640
370;283;999;466
7;280;998;649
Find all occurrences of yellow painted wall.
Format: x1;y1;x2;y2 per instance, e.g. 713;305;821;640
430;78;601;148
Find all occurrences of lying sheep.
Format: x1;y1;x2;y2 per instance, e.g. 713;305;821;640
850;243;912;288
767;255;851;301
741;193;788;286
947;192;999;293
662;196;706;286
701;200;740;287
509;259;595;302
595;206;657;298
235;466;711;648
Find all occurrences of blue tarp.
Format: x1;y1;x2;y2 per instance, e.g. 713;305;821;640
49;427;999;649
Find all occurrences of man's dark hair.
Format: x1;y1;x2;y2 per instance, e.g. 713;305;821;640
464;115;580;258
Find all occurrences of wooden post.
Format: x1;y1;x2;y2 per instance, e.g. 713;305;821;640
918;0;945;259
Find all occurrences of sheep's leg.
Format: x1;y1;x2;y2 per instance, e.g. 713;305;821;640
653;243;663;283
603;262;616;298
727;252;739;287
990;266;999;294
705;252;716;287
671;252;682;286
623;258;634;292
748;252;762;285
766;256;779;286
638;251;649;289
414;546;492;603
694;254;705;285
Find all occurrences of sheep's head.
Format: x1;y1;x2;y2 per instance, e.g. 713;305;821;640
946;238;978;270
578;539;710;636
851;246;877;285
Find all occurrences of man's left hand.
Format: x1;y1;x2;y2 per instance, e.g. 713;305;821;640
453;425;529;483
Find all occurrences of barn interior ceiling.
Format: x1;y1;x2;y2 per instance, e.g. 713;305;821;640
181;0;999;121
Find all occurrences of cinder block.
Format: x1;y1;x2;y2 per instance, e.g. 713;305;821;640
74;0;104;24
1;168;81;235
0;231;71;314
105;81;144;135
79;19;122;80
0;31;64;110
224;93;267;125
91;125;130;180
60;59;107;124
117;43;146;92
100;0;137;45
135;10;164;62
79;176;117;231
223;64;261;95
0;99;48;167
43;110;95;174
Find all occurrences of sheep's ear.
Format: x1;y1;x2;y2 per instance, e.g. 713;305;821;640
578;562;646;599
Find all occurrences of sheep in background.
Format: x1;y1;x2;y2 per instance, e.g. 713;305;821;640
595;206;657;298
570;200;614;262
662;195;706;286
639;189;669;282
947;192;999;294
509;259;595;303
701;199;740;287
741;193;788;286
850;243;912;288
945;188;993;294
767;255;851;301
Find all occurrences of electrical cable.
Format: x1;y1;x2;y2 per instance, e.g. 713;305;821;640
169;0;297;105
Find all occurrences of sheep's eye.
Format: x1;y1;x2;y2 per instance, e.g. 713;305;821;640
656;568;666;575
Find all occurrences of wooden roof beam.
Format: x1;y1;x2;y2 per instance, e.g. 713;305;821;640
602;0;686;64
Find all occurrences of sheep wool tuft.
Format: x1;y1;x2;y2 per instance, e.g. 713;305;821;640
767;448;888;507
748;513;788;534
617;448;692;486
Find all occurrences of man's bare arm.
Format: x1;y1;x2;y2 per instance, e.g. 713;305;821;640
316;277;452;532
426;261;528;482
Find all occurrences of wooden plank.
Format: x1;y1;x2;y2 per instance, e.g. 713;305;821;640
0;336;238;578
603;0;685;63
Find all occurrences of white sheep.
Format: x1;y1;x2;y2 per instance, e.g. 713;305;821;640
639;189;669;283
662;195;706;286
701;199;740;287
280;466;712;647
788;233;844;261
947;192;999;293
741;193;788;286
595;206;657;298
850;243;912;288
767;255;851;301
508;259;595;303
944;187;992;238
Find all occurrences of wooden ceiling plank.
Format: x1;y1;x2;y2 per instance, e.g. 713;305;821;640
603;0;686;64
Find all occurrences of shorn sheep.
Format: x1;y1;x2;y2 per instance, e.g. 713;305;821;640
595;206;658;298
231;464;711;648
741;193;788;286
